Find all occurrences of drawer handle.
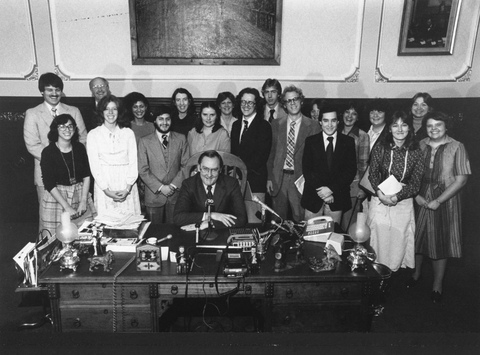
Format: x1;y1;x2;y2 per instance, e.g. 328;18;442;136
245;285;252;295
72;290;80;299
171;285;178;295
341;287;349;297
283;315;291;325
130;290;138;299
286;288;293;298
73;318;82;328
131;319;139;328
103;309;108;314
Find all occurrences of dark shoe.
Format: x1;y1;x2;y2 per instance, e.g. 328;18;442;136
431;290;443;303
405;276;419;288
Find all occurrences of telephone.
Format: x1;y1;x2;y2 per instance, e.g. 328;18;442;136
303;216;334;243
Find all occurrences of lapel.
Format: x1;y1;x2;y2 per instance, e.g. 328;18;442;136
150;132;168;170
240;115;259;146
195;174;208;208
39;103;54;128
277;118;288;158
294;116;310;154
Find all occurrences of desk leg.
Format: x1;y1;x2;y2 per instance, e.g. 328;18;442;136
149;284;159;332
47;284;62;332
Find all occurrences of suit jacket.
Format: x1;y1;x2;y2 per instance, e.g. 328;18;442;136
231;112;272;193
173;174;247;229
138;131;189;207
267;114;321;194
301;133;357;213
24;102;87;186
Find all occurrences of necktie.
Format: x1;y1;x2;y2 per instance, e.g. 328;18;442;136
269;109;275;123
240;120;249;143
51;108;57;117
162;134;168;150
326;136;334;170
285;121;296;169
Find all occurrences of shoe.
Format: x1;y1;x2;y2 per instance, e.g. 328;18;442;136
405;276;419;288
431;290;443;303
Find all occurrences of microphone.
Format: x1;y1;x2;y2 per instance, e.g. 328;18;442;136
156;234;173;244
205;199;214;227
251;195;281;219
271;220;290;234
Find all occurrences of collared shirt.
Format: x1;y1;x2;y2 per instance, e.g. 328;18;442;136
45;102;60;115
368;125;385;151
239;113;256;140
322;131;337;151
264;103;280;121
156;130;170;143
203;183;216;196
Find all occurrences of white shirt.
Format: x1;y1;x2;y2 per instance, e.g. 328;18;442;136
264;103;281;121
322;131;337;151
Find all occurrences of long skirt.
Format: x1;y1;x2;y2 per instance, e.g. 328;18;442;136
42;183;96;237
367;197;415;272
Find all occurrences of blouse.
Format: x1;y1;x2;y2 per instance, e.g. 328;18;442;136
368;143;425;201
131;121;155;142
187;127;231;156
40;141;91;192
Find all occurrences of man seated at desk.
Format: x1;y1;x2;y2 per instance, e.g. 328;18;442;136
173;150;247;229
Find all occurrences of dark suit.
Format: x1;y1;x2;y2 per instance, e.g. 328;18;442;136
267;115;321;221
301;132;357;213
231;112;272;193
173;174;247;229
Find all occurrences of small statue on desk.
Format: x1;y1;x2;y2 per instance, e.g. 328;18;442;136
176;246;187;274
52;244;80;272
88;250;115;272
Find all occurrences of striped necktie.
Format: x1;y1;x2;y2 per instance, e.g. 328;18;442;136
162;134;168;150
285;121;296;169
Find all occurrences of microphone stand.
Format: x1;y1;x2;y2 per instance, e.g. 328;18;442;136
203;199;218;241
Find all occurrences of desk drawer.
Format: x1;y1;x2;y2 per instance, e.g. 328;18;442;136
60;305;151;332
271;304;363;332
58;284;151;305
158;282;263;297
272;282;361;303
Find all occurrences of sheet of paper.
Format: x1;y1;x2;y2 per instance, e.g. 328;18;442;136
378;175;403;195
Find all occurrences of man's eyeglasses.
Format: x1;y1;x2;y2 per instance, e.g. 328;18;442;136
240;100;255;107
200;166;220;175
285;97;300;105
58;124;75;131
92;84;107;90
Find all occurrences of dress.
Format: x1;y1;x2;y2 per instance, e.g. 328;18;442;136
187;127;231;156
86;125;141;216
40;142;96;235
367;143;424;272
415;136;471;259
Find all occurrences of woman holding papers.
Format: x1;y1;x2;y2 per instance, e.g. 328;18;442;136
366;111;424;272
409;111;471;303
40;114;96;235
87;95;141;216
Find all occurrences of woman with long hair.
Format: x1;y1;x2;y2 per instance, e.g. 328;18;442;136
367;111;425;272
170;88;197;136
187;101;230;156
124;91;155;142
87;95;140;215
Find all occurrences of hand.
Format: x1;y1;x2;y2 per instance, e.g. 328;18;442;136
161;185;176;197
323;195;334;204
65;206;79;219
377;190;393;206
210;212;237;227
267;180;273;195
75;200;87;218
415;195;429;208
316;186;333;200
357;189;367;200
426;199;441;211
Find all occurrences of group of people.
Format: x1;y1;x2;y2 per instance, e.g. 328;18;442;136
23;72;471;303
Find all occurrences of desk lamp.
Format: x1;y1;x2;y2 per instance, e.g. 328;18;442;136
54;212;80;271
347;212;376;271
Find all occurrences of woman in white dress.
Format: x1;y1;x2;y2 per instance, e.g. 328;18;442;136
87;95;140;216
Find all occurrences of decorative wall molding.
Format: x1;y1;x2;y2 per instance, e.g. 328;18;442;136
0;0;38;80
375;0;480;83
345;67;360;83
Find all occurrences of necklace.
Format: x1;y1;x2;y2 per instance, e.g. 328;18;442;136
57;143;76;184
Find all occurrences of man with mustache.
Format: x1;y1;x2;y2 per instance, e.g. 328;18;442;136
24;72;87;232
138;105;189;224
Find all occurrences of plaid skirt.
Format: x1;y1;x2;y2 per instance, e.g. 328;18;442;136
42;183;96;236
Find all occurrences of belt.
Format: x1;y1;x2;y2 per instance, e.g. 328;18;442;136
282;169;294;175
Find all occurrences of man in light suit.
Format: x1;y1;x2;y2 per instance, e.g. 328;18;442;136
24;72;87;231
138;106;189;224
173;150;247;229
262;78;287;123
231;88;272;203
301;105;357;225
267;85;321;222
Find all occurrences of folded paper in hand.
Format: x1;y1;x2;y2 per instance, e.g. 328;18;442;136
378;175;403;195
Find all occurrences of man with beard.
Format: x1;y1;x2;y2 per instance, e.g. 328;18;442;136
137;105;189;224
24;72;87;232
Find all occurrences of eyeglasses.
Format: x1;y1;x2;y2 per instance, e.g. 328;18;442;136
240;100;255;107
285;97;300;105
92;84;107;90
200;166;220;175
58;124;75;131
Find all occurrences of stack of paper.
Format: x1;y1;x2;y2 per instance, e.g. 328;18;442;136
94;210;146;229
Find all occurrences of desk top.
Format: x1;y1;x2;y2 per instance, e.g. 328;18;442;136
39;224;382;284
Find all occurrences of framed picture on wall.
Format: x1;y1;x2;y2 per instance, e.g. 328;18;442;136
398;0;461;56
129;0;282;65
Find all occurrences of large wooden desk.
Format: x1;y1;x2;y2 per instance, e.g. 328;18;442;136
39;224;383;333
